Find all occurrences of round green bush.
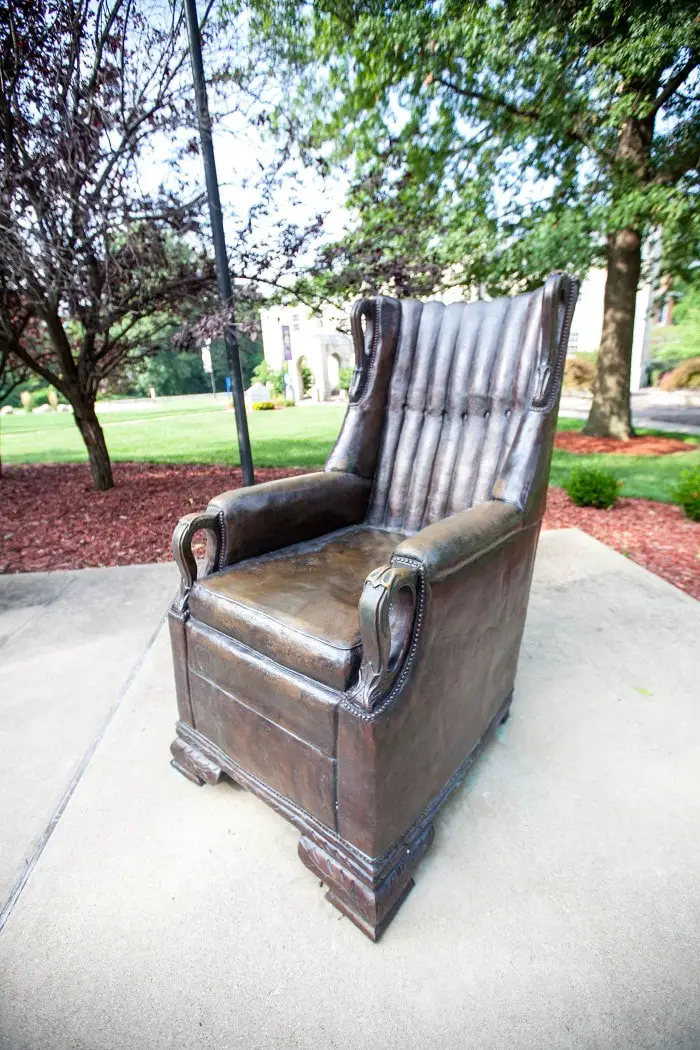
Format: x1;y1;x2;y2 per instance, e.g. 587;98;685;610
672;468;700;522
338;366;354;392
251;401;276;411
563;466;621;509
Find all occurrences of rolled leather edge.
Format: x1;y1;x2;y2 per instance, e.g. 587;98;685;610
208;471;372;568
392;500;524;583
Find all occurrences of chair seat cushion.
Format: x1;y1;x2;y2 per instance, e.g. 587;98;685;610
188;526;406;691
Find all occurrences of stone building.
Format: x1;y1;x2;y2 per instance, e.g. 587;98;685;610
259;305;353;402
260;264;658;400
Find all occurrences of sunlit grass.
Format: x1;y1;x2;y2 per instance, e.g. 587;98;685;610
2;400;698;502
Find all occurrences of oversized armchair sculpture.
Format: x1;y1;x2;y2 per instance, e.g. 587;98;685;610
169;273;579;940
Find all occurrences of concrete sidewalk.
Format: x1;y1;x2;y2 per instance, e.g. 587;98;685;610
0;563;177;921
0;532;698;1049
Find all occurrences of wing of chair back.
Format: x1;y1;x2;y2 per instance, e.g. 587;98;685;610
493;272;579;520
325;295;401;477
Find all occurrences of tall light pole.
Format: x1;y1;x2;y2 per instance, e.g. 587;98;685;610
184;0;255;485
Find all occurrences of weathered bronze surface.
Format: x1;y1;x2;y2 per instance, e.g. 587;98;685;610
169;273;579;940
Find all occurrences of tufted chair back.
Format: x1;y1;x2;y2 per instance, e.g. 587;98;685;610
326;273;578;532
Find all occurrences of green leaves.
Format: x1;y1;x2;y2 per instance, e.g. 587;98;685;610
248;0;700;300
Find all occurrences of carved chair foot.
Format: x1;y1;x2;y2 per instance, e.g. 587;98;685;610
298;824;434;942
170;735;223;786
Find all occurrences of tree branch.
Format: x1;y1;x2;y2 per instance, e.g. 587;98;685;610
431;74;613;162
648;55;699;117
432;75;540;122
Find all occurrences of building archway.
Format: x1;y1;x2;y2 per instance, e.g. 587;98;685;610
296;355;314;399
327;352;341;395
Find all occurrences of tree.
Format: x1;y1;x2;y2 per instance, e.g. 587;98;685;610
0;327;27;407
0;0;219;488
253;0;700;438
1;0;324;489
0;332;27;476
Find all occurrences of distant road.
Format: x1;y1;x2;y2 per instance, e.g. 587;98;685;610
560;393;700;435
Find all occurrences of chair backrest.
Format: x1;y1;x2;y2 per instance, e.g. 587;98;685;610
326;273;579;532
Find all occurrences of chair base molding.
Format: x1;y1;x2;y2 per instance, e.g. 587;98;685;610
170;736;223;786
169;688;512;941
298;824;433;941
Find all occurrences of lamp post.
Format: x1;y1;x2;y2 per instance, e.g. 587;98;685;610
183;0;254;485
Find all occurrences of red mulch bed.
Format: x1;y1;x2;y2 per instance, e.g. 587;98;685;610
554;432;695;456
0;463;305;574
542;488;699;599
1;463;698;600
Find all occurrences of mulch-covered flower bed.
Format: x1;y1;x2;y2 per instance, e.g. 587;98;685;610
0;464;305;575
554;432;695;456
1;463;698;600
542;488;699;599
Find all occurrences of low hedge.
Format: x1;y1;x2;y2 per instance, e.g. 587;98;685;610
673;468;700;522
563;466;621;509
658;357;700;391
563;356;597;392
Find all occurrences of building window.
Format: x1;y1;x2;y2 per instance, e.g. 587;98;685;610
281;325;292;361
292;313;300;331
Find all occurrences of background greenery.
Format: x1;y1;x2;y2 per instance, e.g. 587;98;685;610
2;400;698;502
649;283;700;373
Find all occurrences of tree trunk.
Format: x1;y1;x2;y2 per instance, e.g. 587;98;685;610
583;227;641;440
584;112;654;441
72;397;114;491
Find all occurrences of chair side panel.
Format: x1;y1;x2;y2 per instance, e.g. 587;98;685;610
186;620;339;756
336;526;539;858
169;606;194;726
189;669;337;828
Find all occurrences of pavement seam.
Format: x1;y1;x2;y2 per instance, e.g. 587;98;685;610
0;606;168;934
0;574;77;652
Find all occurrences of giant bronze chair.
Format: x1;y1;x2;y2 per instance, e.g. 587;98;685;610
169;273;578;940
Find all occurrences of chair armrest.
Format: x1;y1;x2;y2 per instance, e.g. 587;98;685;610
349;563;420;711
208;470;371;569
172;509;222;610
348;501;524;713
392;500;523;583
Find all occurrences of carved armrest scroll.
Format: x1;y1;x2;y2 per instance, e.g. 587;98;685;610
172;509;222;609
349;562;421;712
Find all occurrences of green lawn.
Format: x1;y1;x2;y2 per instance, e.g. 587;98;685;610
2;399;698;502
550;417;700;502
0;401;347;470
